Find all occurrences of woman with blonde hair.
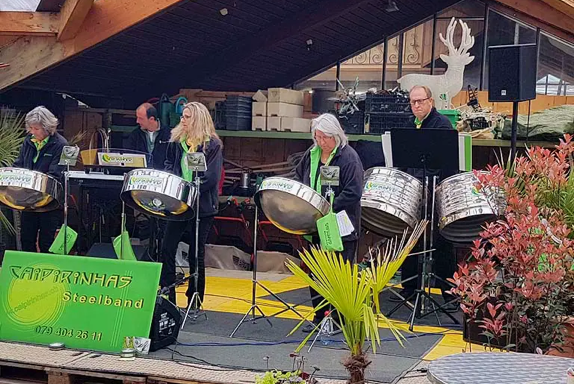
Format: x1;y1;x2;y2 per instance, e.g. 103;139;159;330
161;102;223;305
13;106;68;253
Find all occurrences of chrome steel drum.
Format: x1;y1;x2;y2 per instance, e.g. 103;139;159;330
120;169;197;221
255;177;330;235
436;171;504;243
0;167;63;212
361;167;423;237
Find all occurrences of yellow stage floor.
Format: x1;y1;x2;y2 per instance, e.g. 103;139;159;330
174;269;471;362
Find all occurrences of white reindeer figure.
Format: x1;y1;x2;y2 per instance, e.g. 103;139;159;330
398;17;475;110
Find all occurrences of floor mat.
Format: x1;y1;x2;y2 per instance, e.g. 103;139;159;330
149;310;443;383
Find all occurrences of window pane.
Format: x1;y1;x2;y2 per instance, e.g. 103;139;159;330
400;20;434;79
433;18;484;90
537;33;574;96
294;65;336;92
484;10;537;89
438;0;485;18
340;45;383;92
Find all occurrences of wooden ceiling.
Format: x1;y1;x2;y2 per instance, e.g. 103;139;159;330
2;0;460;107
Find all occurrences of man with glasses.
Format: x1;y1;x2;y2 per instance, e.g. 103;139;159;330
409;85;453;129
390;85;458;311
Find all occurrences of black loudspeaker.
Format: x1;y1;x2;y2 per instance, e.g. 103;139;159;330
149;295;181;352
488;44;537;102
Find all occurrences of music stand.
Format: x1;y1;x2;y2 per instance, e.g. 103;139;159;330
58;146;79;255
385;129;460;330
181;152;208;327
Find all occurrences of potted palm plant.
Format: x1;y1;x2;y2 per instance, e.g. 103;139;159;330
286;221;427;384
0;109;25;256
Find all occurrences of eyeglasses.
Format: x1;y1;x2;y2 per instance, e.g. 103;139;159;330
410;97;430;106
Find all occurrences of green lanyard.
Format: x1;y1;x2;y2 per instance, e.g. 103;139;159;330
180;141;194;182
309;146;337;194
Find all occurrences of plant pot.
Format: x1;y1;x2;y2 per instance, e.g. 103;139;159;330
546;317;574;357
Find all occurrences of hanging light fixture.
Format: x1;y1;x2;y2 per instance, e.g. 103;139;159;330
385;0;399;12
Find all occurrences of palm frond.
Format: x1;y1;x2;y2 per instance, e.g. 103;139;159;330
0;110;25;235
286;221;427;357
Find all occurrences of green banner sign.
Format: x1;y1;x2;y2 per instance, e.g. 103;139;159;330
0;251;161;353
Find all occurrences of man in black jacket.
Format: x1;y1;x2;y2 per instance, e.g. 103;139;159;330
13;106;68;253
392;85;457;310
126;103;170;170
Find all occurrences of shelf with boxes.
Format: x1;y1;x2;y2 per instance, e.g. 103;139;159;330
251;88;311;133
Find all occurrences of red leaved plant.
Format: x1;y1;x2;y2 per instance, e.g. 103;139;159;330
450;134;574;353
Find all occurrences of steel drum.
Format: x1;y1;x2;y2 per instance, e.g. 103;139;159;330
361;167;423;237
120;169;197;221
436;171;504;243
255;177;330;235
0;167;63;212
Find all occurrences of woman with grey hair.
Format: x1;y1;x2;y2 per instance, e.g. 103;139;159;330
294;113;363;332
13;105;68;253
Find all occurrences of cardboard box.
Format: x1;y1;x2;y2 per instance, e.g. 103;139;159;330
252;102;267;116
281;117;311;133
251;116;266;131
252;90;268;102
267;116;281;131
268;88;304;105
267;102;304;118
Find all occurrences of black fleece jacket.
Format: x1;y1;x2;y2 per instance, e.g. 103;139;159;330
13;133;68;179
294;144;363;241
164;136;223;218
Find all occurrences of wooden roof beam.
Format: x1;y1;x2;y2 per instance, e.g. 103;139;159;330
493;0;574;40
58;0;94;41
0;0;186;91
0;11;59;36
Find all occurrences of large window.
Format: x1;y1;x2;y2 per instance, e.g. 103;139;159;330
537;33;574;96
293;0;573;98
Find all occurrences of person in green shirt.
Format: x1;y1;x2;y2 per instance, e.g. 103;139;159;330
12;106;68;253
161;102;223;305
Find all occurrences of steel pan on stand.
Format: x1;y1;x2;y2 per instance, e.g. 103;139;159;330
254;177;330;235
436;171;505;243
0;167;63;212
120;169;197;221
361;167;423;237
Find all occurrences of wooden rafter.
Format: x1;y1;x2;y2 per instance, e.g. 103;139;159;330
493;0;574;39
0;0;186;91
58;0;94;41
0;11;59;36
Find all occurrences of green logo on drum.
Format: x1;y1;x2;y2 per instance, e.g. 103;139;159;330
262;180;294;191
143;198;165;212
128;176;163;186
0;174;33;184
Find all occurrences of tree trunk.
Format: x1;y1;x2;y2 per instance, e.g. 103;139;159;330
343;352;371;384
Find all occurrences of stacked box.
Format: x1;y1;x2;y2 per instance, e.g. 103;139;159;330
265;88;306;132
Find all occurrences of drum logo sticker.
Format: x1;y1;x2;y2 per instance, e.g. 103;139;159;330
0;173;33;184
364;181;398;195
128;176;163;188
101;154;134;164
262;180;294;191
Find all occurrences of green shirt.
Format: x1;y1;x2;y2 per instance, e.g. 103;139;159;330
31;136;50;163
180;141;194;182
